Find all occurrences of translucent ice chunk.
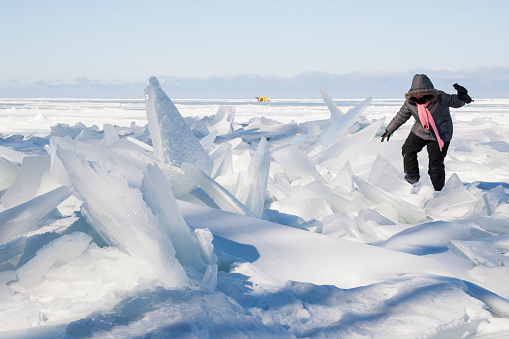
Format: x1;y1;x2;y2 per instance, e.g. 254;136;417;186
440;173;464;196
483;185;508;216
367;154;410;196
314;118;385;169
101;123;119;146
145;76;213;174
209;143;233;178
181;162;256;218
426;189;479;219
1;154;51;209
475;216;509;235
329;161;354;192
353;175;427;224
0;237;26;271
0;145;25;164
0;186;74;246
232;150;251;173
234;137;270;218
368;154;400;184
447;240;509;267
354;216;387;241
304;181;357;213
318;97;372;148
200;130;218;152
57;145;189;288
272;145;324;184
320;85;343;119
0;157;19;194
193;228;217;266
75;127;103;143
210;106;235;135
16;232;92;289
142;163;208;272
200;264;218;291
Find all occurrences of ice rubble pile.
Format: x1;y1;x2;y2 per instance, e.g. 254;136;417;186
0;77;508;331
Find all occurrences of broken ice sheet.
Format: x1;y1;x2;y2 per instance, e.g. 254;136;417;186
181;162;255;218
16;232;93;289
318;97;372;149
483;185;508;216
272;145;324;184
447;240;509;267
353;175;427;224
0;186;74;246
0;157;20;196
1;154;51;209
313;118;385;170
367;154;410;196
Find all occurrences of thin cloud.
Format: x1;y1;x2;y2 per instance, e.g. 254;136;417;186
2;66;508;99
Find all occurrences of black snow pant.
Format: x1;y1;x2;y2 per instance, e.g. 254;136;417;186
402;132;450;191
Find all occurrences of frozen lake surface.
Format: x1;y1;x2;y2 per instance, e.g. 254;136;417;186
1;92;509;338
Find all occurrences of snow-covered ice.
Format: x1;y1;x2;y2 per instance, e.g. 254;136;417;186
1;81;509;338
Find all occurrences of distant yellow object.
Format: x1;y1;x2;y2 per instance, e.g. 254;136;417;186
256;97;270;102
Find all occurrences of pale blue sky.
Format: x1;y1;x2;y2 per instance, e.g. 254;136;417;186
1;0;508;98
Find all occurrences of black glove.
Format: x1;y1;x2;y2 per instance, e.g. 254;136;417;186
381;130;391;142
453;83;473;103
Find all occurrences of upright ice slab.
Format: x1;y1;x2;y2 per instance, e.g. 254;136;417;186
235;137;270;218
320;85;343;119
56;142;189;288
1;155;51;209
210;105;236;135
142;164;209;273
145;76;213;174
0;157;19;196
483;185;508;216
368;154;410;196
272;145;324;184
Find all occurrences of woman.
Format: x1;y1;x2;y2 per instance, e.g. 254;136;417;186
381;74;472;191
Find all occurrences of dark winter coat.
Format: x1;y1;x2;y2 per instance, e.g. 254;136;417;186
386;74;465;142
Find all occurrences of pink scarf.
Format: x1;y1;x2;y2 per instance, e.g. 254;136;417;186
416;101;445;151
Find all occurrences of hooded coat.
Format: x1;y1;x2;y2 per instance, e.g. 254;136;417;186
386;74;465;142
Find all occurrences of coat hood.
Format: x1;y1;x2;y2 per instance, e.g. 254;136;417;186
404;74;438;101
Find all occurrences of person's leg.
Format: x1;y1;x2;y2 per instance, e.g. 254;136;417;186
427;141;451;191
402;132;428;183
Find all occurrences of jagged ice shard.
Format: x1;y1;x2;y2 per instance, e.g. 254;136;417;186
235;137;270;218
353;175;428;224
318;96;372;149
1;154;51;209
142;163;210;273
145;76;213;174
0;185;74;246
56;140;189;288
320;85;343;119
181;162;256;218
